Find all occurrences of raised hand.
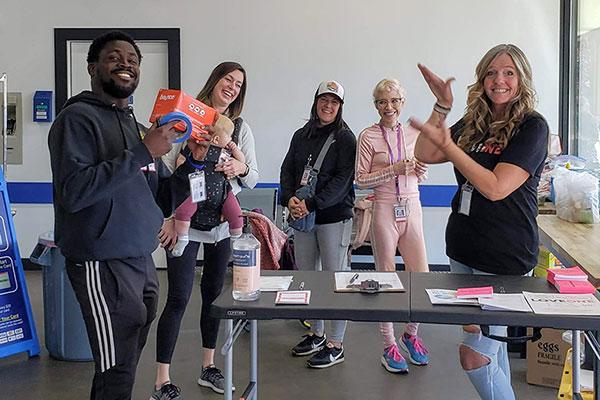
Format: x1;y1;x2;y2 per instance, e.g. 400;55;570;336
417;63;455;109
409;117;452;151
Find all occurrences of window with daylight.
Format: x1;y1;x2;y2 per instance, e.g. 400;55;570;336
575;0;600;171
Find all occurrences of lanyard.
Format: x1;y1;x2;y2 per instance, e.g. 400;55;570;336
379;124;404;164
379;124;408;197
186;155;206;171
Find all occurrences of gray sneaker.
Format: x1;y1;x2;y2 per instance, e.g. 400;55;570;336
150;382;182;400
197;365;235;394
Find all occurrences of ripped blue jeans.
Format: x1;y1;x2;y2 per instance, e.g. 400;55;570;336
449;259;515;400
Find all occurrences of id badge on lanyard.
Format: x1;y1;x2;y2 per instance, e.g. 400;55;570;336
459;182;474;216
394;197;410;222
189;170;206;203
381;124;409;222
300;165;312;186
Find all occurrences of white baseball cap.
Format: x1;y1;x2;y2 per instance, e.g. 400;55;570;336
316;80;344;102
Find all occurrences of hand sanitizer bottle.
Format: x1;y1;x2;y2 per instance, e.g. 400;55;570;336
232;217;260;301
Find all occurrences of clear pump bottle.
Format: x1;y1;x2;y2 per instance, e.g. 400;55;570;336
232;217;260;301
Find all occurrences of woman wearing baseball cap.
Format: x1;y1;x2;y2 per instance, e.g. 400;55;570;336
280;80;356;369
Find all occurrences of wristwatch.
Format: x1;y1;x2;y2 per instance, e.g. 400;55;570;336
240;163;250;177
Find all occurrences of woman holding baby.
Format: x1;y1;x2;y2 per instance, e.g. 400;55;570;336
151;61;258;399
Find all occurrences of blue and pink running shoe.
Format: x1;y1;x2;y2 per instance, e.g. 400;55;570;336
381;343;409;373
400;333;429;365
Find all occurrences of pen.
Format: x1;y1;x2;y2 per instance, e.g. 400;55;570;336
349;273;359;284
299;281;305;290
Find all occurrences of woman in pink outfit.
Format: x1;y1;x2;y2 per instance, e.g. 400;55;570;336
355;79;430;374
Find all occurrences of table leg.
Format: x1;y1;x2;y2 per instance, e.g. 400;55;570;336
225;319;233;400
251;319;258;399
573;330;581;397
594;331;599;400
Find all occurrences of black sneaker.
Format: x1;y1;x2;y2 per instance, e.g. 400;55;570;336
150;382;182;400
306;344;345;368
197;365;235;394
291;334;327;356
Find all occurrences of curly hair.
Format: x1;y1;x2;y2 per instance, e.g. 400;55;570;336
458;44;536;151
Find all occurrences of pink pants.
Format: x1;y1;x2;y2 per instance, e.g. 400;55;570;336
371;198;428;348
174;191;243;232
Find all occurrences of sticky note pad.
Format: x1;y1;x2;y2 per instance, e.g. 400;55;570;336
456;286;494;299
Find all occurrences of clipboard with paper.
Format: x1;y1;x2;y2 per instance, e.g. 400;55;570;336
334;272;405;293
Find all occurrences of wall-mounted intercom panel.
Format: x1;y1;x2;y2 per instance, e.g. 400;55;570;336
0;92;23;165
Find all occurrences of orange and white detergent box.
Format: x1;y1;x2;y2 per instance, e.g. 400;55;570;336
149;89;219;141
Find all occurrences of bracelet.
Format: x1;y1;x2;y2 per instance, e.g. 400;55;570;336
240;163;250;177
433;102;451;115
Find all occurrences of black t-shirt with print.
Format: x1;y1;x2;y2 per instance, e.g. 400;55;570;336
446;112;549;275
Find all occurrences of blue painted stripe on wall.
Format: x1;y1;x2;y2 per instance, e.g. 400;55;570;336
418;184;457;207
7;182;457;207
252;182;457;207
7;182;53;204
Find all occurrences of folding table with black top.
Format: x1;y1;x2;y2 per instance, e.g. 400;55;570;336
211;271;600;400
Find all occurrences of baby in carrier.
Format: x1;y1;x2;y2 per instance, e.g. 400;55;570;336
171;115;244;256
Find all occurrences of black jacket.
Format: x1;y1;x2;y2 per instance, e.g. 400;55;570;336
280;122;356;225
48;91;193;262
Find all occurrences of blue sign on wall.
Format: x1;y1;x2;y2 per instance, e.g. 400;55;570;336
33;91;53;122
0;168;40;358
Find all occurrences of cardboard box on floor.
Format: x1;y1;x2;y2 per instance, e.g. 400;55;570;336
527;328;570;388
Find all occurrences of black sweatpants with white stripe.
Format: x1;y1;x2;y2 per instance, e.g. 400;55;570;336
66;256;158;400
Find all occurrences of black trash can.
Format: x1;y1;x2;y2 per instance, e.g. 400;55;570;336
30;232;92;361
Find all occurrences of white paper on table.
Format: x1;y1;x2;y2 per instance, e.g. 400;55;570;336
260;276;293;292
478;294;533;312
425;289;480;305
523;292;600;315
334;272;404;292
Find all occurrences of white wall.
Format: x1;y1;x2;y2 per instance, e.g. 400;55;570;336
0;0;560;263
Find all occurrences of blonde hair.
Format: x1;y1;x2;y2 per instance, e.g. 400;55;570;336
372;78;406;100
458;44;536;150
211;114;235;147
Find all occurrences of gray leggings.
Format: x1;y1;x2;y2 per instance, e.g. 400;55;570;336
294;218;352;343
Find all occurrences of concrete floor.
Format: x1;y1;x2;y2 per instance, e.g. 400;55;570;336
0;269;557;399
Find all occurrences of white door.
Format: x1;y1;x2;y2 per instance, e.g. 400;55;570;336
67;40;170;268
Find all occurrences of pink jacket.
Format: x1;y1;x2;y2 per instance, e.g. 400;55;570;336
355;123;422;203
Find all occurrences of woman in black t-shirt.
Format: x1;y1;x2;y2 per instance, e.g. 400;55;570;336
413;44;548;400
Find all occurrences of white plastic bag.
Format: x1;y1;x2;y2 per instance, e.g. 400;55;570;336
553;168;599;224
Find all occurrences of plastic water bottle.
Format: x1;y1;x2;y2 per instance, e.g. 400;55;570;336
232;217;260;301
